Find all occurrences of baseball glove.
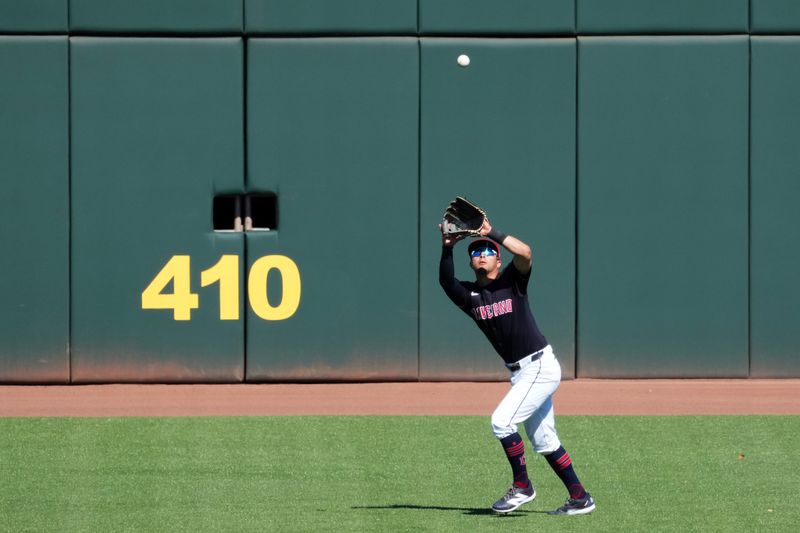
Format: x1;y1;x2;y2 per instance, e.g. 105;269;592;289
442;196;487;237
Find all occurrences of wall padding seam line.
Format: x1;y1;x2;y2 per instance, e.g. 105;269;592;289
747;35;752;377
416;36;422;381
67;32;73;383
574;35;580;378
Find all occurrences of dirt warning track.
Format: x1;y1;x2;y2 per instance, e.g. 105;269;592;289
1;379;799;417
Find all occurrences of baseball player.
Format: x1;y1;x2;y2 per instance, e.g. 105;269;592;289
438;219;595;515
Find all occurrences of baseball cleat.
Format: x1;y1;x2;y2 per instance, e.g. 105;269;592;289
491;483;536;513
550;493;596;515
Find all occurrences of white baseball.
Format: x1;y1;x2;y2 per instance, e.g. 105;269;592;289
457;54;470;67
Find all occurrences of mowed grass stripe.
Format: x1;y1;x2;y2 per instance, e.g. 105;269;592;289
0;416;798;532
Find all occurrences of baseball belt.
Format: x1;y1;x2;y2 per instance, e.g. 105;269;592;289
505;348;546;372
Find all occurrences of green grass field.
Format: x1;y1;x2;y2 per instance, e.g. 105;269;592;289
1;416;798;532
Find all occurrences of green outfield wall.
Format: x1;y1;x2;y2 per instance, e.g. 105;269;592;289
1;1;798;382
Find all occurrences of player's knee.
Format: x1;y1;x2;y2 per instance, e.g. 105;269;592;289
532;436;561;455
490;414;515;439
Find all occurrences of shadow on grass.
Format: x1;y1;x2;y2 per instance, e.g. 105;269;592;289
352;504;550;516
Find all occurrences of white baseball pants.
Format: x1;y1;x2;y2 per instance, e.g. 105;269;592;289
490;345;562;454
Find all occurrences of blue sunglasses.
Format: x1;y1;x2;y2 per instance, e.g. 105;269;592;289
470;247;498;258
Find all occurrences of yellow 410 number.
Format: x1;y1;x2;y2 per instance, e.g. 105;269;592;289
141;255;301;321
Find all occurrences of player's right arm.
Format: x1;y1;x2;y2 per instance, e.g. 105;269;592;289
438;225;468;307
480;220;532;276
501;234;532;276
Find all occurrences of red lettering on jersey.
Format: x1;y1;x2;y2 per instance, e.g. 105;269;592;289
472;299;515;321
497;300;507;314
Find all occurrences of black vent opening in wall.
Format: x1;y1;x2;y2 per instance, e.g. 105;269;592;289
246;193;277;231
213;195;242;232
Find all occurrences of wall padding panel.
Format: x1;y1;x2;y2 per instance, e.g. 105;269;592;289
0;0;66;32
246;38;418;381
419;0;574;35
577;36;749;378
245;0;417;34
751;0;800;33
750;37;800;377
0;37;69;383
420;39;576;380
70;38;244;383
69;0;242;33
577;0;749;34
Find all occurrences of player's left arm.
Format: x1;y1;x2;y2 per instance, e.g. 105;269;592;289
479;220;532;275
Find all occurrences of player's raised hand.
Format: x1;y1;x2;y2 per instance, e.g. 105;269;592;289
479;219;492;237
439;223;465;247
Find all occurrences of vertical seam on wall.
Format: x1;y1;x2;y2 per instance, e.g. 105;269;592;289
747;0;752;379
747;35;752;377
416;0;422;384
416;0;422;380
67;32;73;383
416;38;422;381
573;36;580;379
242;37;248;383
573;0;577;35
243;40;249;194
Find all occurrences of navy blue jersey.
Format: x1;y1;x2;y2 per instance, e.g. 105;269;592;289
439;246;548;364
